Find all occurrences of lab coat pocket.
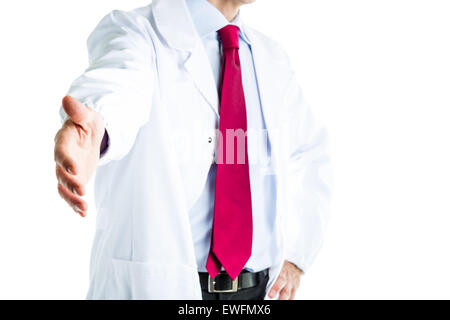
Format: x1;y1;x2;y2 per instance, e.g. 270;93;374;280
108;259;201;300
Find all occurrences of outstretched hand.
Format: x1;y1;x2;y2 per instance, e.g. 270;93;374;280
54;96;104;217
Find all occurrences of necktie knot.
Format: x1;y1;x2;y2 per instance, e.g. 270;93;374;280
218;25;240;50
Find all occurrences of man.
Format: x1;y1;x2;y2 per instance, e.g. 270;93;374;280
54;0;331;300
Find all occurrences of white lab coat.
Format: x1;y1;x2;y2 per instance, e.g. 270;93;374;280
62;0;332;299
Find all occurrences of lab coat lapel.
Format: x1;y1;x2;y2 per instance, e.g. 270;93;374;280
152;0;219;116
184;43;220;116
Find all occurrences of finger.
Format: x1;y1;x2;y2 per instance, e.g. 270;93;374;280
288;287;297;300
56;165;85;196
62;96;90;128
57;182;87;212
294;277;301;290
57;183;87;216
268;275;287;298
54;143;77;175
278;286;292;300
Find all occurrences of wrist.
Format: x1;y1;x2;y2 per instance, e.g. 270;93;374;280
287;260;304;275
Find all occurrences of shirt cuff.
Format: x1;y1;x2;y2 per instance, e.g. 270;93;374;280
100;130;109;157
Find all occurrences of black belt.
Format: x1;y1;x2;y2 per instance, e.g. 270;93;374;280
199;269;269;293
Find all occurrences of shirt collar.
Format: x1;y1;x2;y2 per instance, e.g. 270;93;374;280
185;0;251;44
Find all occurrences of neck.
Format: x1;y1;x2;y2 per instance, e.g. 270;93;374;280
207;0;241;22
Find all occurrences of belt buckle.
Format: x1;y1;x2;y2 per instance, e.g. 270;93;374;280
208;273;238;293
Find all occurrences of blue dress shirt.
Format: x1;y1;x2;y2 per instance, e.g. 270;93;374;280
185;0;277;273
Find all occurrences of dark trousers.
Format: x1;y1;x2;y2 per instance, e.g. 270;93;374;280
201;272;269;300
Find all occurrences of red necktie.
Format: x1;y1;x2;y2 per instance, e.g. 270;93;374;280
206;25;253;280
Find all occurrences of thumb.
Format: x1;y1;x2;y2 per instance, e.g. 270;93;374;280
62;96;90;127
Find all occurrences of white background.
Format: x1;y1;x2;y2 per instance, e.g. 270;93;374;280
0;0;449;299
